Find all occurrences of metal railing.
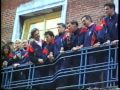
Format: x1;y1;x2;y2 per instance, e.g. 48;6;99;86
1;44;118;89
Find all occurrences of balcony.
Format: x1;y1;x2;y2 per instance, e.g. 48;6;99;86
1;44;118;89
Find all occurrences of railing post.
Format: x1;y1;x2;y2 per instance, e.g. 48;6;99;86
78;50;83;89
29;64;35;89
107;44;111;87
83;49;87;88
1;72;5;88
26;64;31;89
8;67;13;89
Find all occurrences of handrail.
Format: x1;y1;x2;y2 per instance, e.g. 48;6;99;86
1;44;118;89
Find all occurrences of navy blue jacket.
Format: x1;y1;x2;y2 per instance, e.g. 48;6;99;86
28;40;47;64
43;40;59;57
104;13;118;41
55;33;65;54
77;27;87;46
83;24;97;47
71;28;80;47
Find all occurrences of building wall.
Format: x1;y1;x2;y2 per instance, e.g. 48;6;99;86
66;0;112;27
1;0;113;42
1;0;31;42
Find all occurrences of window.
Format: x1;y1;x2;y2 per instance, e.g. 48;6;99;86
22;11;61;40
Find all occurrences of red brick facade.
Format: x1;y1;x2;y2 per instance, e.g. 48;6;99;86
1;0;31;42
66;0;112;26
1;0;112;42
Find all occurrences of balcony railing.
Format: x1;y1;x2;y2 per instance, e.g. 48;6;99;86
1;44;118;89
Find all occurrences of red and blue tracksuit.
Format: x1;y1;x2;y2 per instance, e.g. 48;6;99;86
77;27;88;46
104;13;118;41
28;40;47;64
27;40;47;81
9;48;30;81
55;33;65;54
83;23;101;86
42;39;59;89
83;24;98;47
42;40;59;61
104;13;118;86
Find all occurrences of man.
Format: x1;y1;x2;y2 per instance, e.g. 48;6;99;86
43;31;59;89
55;23;66;54
44;31;59;61
103;2;118;86
67;20;80;49
103;3;118;45
28;28;47;65
64;20;87;86
81;15;101;87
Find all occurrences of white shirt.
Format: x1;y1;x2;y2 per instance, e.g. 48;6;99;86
35;39;42;47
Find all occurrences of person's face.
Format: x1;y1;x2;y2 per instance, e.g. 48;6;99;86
33;30;40;40
104;6;114;16
15;41;21;49
57;25;65;34
9;44;14;50
4;47;9;54
67;23;77;32
22;40;28;48
81;17;89;27
45;34;53;43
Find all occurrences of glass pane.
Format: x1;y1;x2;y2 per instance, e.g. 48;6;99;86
39;30;46;40
48;28;58;36
46;18;60;29
28;22;44;39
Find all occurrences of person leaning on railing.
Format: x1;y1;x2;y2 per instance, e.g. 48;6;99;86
1;44;14;68
79;15;103;87
27;28;47;84
27;28;47;65
103;3;119;46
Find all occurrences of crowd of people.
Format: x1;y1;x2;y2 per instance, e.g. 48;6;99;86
1;2;118;89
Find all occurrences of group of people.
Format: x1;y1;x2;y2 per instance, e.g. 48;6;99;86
1;2;118;89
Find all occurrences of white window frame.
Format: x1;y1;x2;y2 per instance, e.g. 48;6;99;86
12;0;68;42
113;0;119;14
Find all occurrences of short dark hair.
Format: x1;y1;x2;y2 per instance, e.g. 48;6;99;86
81;15;93;22
104;3;115;10
57;23;66;28
44;31;54;37
2;44;11;55
7;41;14;45
30;28;39;39
70;20;79;26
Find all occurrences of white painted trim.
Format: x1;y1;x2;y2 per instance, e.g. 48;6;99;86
12;0;67;42
60;0;68;23
113;0;119;14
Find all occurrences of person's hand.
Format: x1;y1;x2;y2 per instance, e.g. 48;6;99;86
2;61;8;68
103;40;110;45
93;42;100;47
72;47;78;51
38;58;44;64
13;63;20;68
60;50;65;53
47;52;54;62
111;40;119;45
60;47;65;53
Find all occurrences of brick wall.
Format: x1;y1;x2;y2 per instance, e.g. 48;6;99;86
66;0;113;27
1;0;31;42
